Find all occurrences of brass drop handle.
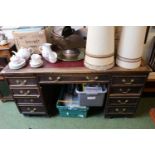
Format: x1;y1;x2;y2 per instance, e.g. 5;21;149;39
30;99;34;102
19;90;24;94
30;108;37;112
25;90;30;95
122;108;126;112
119;88;131;94
27;107;36;112
125;99;129;103
115;108;119;112
117;99;129;104
55;76;61;81
21;80;27;85
48;76;52;80
16;80;20;84
16;80;27;85
86;76;99;81
122;78;135;85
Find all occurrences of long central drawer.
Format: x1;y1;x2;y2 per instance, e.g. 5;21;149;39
38;74;110;83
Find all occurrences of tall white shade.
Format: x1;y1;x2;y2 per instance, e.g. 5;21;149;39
86;26;114;55
84;26;115;70
116;26;147;69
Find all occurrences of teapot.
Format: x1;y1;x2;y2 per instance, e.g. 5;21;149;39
39;43;57;63
15;47;32;60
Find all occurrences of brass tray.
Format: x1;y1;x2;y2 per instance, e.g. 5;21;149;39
57;49;85;61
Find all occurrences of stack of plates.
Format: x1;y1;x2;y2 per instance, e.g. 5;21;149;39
9;59;26;70
30;60;43;68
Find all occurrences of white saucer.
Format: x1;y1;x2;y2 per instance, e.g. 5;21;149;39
0;40;8;46
9;59;26;70
30;61;43;68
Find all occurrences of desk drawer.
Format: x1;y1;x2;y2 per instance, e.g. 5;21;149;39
18;105;47;115
110;86;142;95
106;106;136;114
112;75;146;85
39;74;109;83
12;88;40;97
7;77;37;86
15;97;42;104
108;97;139;106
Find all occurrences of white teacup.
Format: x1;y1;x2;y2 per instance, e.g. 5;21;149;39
30;54;42;65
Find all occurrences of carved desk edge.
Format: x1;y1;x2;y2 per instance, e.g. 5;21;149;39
0;61;152;76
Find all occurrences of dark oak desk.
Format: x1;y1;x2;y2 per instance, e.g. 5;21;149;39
1;60;151;118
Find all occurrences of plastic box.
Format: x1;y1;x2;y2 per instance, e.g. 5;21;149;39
76;85;107;107
56;86;89;118
57;103;89;118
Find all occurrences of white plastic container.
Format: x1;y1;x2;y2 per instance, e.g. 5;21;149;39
76;85;107;107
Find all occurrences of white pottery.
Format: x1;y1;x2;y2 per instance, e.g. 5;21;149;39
0;40;8;46
39;43;52;58
30;54;43;66
9;55;26;70
16;47;32;60
48;52;57;63
39;43;57;63
10;55;24;64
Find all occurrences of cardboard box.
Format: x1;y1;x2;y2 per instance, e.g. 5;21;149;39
13;28;47;53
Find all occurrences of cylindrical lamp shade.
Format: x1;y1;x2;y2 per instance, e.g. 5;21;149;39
84;26;115;70
116;26;147;69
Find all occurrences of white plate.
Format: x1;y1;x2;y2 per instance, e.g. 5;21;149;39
0;40;8;46
9;60;26;70
30;61;43;68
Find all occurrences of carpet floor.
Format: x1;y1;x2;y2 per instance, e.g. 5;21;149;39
0;97;155;129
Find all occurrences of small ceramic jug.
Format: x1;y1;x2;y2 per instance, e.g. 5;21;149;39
39;43;57;63
48;52;57;63
39;43;52;58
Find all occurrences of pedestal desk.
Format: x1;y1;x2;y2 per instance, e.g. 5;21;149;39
0;60;151;118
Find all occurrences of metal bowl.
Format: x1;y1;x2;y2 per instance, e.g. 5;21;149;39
62;49;80;59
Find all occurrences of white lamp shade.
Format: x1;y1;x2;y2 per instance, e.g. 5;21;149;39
116;26;147;69
84;26;115;70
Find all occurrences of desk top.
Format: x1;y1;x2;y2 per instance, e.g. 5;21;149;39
1;59;151;75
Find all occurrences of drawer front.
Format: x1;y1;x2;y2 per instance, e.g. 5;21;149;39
12;88;40;96
8;77;37;86
110;86;142;95
15;97;42;104
106;106;136;114
108;97;139;106
39;74;109;83
18;105;47;115
112;76;146;85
